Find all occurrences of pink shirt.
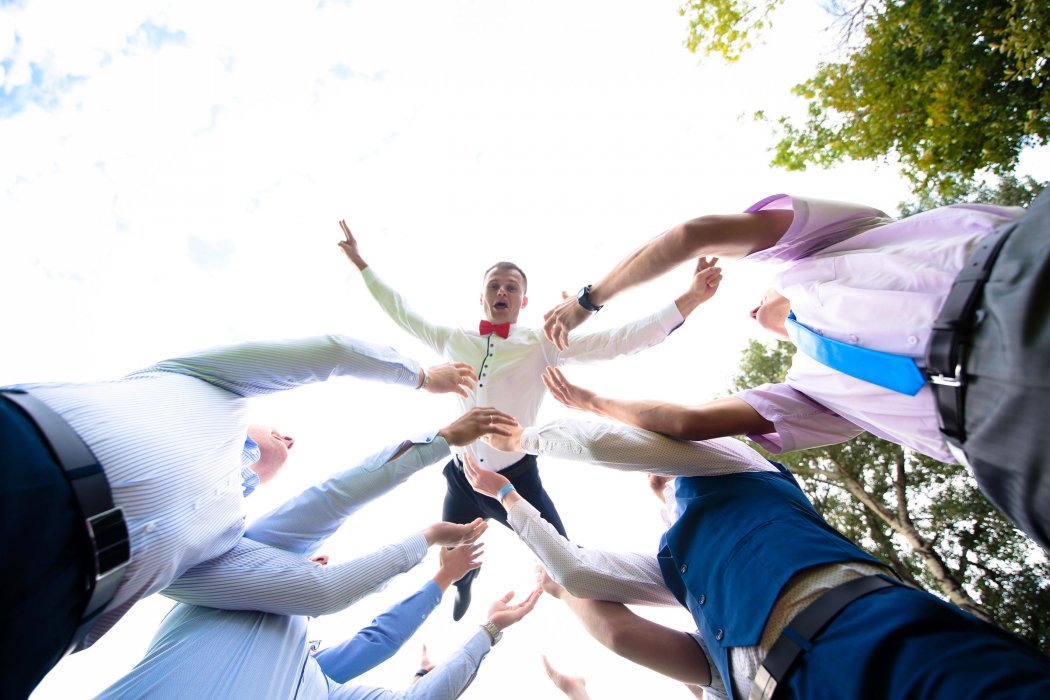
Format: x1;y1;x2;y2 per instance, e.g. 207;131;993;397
735;194;1024;462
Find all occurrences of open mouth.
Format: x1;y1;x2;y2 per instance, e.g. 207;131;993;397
495;302;508;309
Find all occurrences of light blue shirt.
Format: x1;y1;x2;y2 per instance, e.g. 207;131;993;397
98;434;493;698
97;599;492;699
10;335;422;648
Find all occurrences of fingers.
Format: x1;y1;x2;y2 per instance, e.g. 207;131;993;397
499;590;515;605
338;219;353;243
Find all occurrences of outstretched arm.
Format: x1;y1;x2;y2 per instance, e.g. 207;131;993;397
246;407;515;555
542;367;773;442
313;544;484;682
462;455;679;605
538;568;712;688
163;521;486;616
337;220;454;354
325;589;541;700
544;210;792;349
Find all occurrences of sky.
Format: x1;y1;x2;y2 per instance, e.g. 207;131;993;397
3;1;1046;698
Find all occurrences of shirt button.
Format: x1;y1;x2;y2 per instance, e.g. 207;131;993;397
698;594;706;605
680;563;688;574
907;335;919;345
848;334;859;344
715;628;724;641
479;383;484;387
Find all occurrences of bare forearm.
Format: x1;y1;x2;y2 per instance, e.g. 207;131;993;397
587;211;790;308
589;395;774;442
559;595;712;686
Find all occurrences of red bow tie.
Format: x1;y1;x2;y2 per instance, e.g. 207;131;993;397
479;320;511;338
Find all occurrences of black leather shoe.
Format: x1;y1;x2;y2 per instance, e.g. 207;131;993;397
452;568;479;621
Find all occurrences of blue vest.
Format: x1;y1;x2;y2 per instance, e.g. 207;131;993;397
658;464;881;700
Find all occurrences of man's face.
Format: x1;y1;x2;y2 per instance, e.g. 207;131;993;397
748;288;791;341
247;424;295;484
480;268;528;324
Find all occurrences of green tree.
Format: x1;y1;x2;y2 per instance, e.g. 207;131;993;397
680;0;1050;199
730;338;1050;652
899;174;1046;216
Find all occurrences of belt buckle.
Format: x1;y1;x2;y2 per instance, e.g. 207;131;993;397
928;363;963;388
85;506;131;581
749;664;778;700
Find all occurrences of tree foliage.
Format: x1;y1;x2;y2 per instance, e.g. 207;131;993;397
729;338;1050;652
679;0;786;62
680;0;1050;199
899;174;1047;216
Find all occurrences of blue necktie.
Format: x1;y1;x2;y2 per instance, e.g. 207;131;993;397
784;312;926;395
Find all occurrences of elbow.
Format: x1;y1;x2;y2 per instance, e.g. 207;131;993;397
653;409;713;442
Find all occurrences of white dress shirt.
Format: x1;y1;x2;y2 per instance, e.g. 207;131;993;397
735;194;1024;462
360;266;684;470
9;335;422;647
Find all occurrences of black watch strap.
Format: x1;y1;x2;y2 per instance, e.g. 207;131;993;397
577;285;603;312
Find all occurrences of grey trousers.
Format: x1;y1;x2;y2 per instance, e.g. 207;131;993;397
963;187;1050;551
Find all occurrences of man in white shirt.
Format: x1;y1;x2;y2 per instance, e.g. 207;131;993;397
539;191;1050;551
337;220;722;618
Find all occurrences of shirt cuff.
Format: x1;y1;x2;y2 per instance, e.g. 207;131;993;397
518;427;544;456
658;301;686;334
403;532;429;564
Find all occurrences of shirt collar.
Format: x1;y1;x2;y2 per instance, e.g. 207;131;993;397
241;436;262;497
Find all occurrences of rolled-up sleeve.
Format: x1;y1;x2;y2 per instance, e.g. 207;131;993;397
734;383;864;453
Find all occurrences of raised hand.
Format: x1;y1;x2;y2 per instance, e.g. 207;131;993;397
542;655;591;700
462;453;511;500
535;565;566;599
674;256;723;319
542;367;598;414
423;518;488;547
481;420;523;453
437;407;518;447
486;588;542;631
543;296;593;351
687;257;722;304
337;219;368;270
434;543;484;590
421;362;478;398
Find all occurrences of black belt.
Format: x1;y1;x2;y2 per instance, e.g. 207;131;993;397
749;574;898;700
925;225;1014;446
1;389;131;650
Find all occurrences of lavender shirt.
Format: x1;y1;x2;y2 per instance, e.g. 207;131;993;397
735;194;1024;463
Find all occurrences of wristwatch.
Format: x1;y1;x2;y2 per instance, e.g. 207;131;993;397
576;285;603;312
481;620;503;645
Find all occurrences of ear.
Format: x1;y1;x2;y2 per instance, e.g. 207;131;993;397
479;293;484;306
521;295;529;309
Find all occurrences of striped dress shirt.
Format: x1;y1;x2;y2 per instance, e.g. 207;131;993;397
99;434;494;698
10;335;422;647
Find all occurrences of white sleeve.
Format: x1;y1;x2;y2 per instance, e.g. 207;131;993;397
519;419;778;477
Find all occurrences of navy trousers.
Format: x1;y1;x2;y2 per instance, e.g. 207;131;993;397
781;583;1050;698
1;396;90;700
441;454;568;536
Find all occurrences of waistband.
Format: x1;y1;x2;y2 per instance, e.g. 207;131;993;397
0;389;131;652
